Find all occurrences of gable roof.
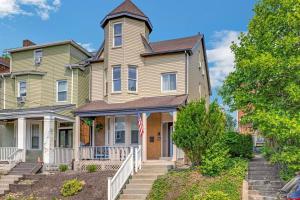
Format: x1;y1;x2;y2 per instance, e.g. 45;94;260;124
101;0;152;32
141;34;202;57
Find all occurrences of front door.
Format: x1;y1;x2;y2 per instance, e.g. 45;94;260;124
147;113;162;160
58;129;73;148
26;121;43;162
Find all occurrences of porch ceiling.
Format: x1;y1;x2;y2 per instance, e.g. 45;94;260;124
75;95;188;117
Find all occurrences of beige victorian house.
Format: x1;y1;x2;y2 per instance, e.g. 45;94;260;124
74;0;211;162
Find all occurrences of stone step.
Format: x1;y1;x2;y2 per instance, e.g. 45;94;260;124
129;179;155;184
126;184;152;190
249;190;278;197
248;175;280;181
249;195;277;200
249;184;283;191
132;175;158;180
139;168;168;174
248;180;283;187
249;163;272;167
249;166;276;171
123;189;150;195
119;194;147;199
248;171;279;176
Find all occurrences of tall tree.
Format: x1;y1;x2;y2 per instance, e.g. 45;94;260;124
220;0;300;179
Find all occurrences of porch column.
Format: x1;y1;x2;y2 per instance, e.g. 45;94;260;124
43;115;55;164
17;118;26;162
142;113;147;161
74;116;80;161
172;111;178;162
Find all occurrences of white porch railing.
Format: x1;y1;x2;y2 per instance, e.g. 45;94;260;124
0;147;18;161
7;149;25;169
108;148;134;200
134;145;142;173
79;146;132;161
53;148;74;164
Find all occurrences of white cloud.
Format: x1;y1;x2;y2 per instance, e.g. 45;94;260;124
0;0;61;20
78;43;96;53
207;30;241;88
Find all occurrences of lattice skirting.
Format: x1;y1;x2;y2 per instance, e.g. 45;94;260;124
74;160;122;172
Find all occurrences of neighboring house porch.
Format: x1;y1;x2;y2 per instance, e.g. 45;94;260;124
0;105;75;169
74;95;187;166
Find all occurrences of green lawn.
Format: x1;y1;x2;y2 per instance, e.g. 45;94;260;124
147;159;248;200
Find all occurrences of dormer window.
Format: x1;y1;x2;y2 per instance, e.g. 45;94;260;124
113;23;122;47
34;49;43;65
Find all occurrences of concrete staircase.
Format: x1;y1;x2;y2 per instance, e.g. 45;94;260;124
0;162;42;196
0;175;23;196
119;160;174;200
248;155;285;200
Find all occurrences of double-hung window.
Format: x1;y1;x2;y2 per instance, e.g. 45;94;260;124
115;117;125;144
130;116;139;144
34;49;43;65
113;23;122;47
162;73;177;92
18;81;27;97
112;66;121;92
128;66;137;92
57;80;67;102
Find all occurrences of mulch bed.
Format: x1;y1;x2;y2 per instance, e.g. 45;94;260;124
1;171;115;200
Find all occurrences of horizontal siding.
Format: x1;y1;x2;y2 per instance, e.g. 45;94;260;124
0;79;3;109
91;62;104;101
77;68;90;106
142;54;186;97
5;78;16;109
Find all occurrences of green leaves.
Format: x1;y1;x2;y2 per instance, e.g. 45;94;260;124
221;0;300;180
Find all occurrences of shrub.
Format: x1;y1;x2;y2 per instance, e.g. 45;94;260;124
200;143;229;176
172;100;226;165
223;131;253;159
60;178;84;197
202;191;230;200
87;165;97;173
59;164;68;172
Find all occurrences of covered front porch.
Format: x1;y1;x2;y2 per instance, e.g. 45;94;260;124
0;105;76;169
74;95;187;164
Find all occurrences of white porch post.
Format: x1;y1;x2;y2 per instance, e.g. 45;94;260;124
172;111;178;162
43;115;55;164
17;118;26;162
142;113;147;161
74;116;80;161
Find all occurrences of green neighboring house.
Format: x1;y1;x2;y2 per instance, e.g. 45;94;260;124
0;40;91;166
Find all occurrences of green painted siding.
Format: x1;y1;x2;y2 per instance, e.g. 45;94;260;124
77;67;90;106
4;44;90;110
0;123;15;147
0;79;3;109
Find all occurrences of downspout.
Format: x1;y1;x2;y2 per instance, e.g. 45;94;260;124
185;51;189;95
68;66;73;104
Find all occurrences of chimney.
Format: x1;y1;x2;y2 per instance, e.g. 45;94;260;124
23;39;36;47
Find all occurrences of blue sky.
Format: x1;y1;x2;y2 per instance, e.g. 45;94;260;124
0;0;255;103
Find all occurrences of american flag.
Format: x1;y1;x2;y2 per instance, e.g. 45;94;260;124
137;113;144;136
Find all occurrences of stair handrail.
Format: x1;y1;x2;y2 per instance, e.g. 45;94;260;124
7;149;24;168
108;147;134;200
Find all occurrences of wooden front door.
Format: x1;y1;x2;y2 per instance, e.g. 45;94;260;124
147;113;162;160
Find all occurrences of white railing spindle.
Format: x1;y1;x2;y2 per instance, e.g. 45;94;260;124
0;147;18;161
134;145;142;173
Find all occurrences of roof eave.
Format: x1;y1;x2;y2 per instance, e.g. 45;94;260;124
141;49;192;57
100;12;153;32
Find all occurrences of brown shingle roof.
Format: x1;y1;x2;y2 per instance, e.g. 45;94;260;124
0;57;10;73
141;34;202;57
75;95;188;115
101;0;152;32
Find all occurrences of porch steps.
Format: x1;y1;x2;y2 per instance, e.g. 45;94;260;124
248;154;285;200
0;162;10;175
119;160;174;200
0;175;23;196
8;162;42;176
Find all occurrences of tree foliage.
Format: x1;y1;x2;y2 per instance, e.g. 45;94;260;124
220;0;300;179
172;100;226;165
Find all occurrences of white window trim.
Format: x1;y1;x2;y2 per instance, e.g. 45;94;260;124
112;65;121;93
128;65;138;93
161;72;177;93
113;22;123;48
56;80;68;102
33;49;43;65
18;80;27;97
114;116;126;145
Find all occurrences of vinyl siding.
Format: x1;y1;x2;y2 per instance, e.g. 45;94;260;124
90;62;104;101
188;41;210;103
4;44;90;109
142;53;186;97
0;79;3;109
77;68;90;106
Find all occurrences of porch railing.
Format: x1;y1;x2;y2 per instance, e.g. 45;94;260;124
53;148;74;164
0;147;18;161
7;149;25;169
79;146;132;161
134;145;142;173
108;149;134;200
